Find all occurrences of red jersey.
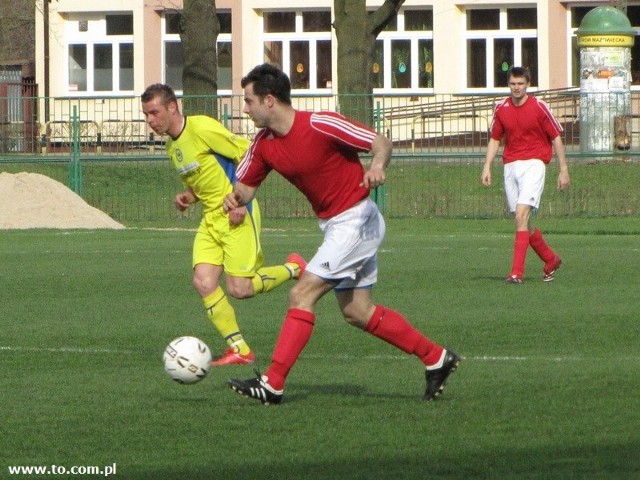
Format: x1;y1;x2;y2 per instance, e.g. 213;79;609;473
489;95;563;164
236;110;376;219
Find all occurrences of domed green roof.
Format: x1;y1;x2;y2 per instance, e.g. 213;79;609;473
576;6;635;36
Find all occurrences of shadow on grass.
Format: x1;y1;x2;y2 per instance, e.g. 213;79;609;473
218;381;436;405
126;441;640;480
284;382;418;403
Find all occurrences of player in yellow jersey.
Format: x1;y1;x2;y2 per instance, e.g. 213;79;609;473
141;83;305;366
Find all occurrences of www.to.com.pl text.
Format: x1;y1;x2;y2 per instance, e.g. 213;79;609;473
7;464;117;476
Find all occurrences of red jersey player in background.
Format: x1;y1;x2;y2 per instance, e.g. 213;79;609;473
223;63;460;404
482;66;570;284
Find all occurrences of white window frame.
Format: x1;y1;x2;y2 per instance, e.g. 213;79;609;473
259;10;332;94
64;13;134;96
464;6;538;92
373;8;434;93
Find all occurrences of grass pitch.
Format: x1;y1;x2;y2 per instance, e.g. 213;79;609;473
1;218;639;479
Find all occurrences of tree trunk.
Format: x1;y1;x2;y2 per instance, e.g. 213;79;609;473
180;0;219;116
333;0;404;125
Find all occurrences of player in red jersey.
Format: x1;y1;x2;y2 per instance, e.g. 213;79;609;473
482;66;570;284
223;63;460;404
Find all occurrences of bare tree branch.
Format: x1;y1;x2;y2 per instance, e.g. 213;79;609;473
368;0;405;37
0;0;35;63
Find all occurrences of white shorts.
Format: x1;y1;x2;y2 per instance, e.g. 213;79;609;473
504;159;546;212
306;198;386;290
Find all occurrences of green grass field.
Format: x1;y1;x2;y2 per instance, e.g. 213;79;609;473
1;218;639;479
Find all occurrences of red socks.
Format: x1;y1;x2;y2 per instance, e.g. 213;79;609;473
365;305;443;366
265;308;315;390
529;228;556;264
510;230;530;277
265;306;445;390
511;229;557;277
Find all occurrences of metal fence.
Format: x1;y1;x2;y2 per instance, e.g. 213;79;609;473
1;90;639;224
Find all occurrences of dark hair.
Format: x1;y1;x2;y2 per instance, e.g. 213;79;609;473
241;64;292;105
141;83;178;106
507;66;530;83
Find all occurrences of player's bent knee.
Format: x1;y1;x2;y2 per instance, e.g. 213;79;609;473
288;282;321;311
343;315;368;329
340;305;372;329
226;278;255;299
193;279;217;298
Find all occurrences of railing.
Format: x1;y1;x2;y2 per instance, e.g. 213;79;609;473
2;89;639;157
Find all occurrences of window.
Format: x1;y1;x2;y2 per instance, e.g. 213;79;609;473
571;6;593;29
406;10;433;31
628;6;640;86
507;8;537;30
165;12;182;34
391;40;411;88
264;12;296;33
467;39;486;88
164;42;183;89
162;11;233;92
66;13;134;94
465;7;538;89
94;44;113;91
261;10;332;91
119;43;134;91
106;15;133;35
316;40;332;88
371;40;384;89
68;45;87;91
218;42;233;91
303;11;331;32
468;9;500;30
290;41;310;89
372;9;434;91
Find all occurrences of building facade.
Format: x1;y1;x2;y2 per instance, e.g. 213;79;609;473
34;0;640;100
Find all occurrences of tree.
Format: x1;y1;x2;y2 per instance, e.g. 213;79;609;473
180;0;220;116
333;0;405;125
0;0;35;65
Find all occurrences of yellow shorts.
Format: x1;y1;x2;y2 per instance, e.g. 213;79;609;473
192;199;264;278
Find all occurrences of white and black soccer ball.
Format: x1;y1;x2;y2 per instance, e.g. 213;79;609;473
163;336;212;384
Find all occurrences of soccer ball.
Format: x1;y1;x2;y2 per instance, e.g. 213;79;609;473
163;336;212;384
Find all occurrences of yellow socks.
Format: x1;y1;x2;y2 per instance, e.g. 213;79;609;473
251;265;295;294
203;286;251;355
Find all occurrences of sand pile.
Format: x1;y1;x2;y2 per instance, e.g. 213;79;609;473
0;172;125;229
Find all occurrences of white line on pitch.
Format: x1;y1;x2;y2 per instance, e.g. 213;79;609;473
0;345;138;354
297;353;586;362
0;346;587;363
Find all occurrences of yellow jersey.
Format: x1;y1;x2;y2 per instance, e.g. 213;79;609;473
166;115;250;214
